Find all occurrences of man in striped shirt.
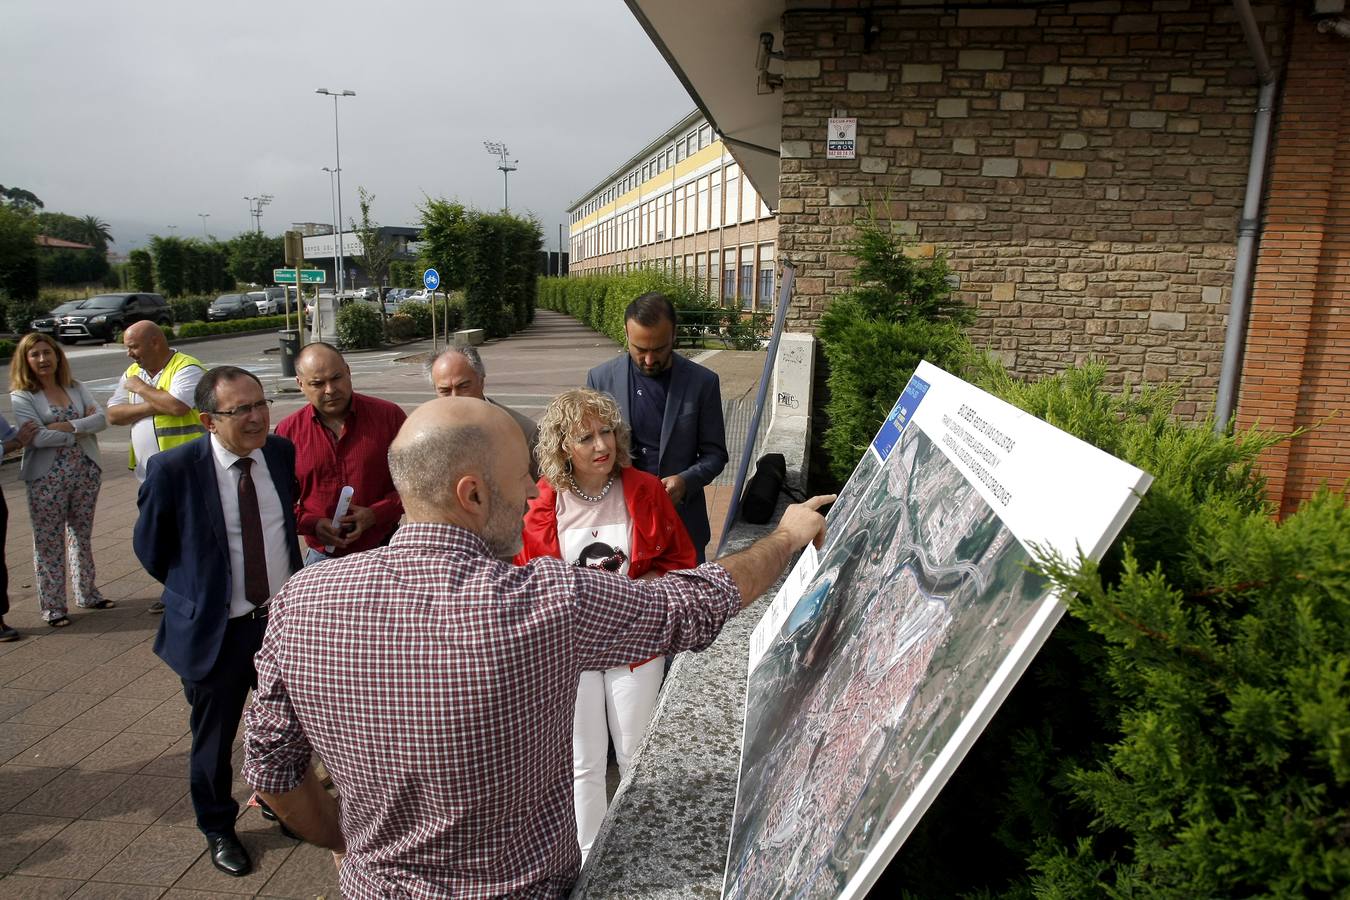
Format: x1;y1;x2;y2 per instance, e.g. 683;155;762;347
241;396;830;898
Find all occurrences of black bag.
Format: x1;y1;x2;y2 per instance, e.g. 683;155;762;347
741;453;802;524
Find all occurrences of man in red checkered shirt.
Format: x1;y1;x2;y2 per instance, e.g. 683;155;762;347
241;396;830;898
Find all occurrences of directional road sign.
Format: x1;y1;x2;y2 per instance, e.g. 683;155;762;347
423;268;441;291
273;268;327;284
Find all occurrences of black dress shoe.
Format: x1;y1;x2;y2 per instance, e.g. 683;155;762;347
256;797;299;840
208;832;251;877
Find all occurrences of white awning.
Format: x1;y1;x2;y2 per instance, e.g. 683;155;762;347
626;0;786;208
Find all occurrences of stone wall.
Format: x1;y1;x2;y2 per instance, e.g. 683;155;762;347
777;0;1288;414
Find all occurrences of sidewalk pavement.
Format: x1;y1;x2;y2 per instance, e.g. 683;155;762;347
0;309;769;898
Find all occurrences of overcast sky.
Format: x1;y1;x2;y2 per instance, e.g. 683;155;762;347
1;0;694;252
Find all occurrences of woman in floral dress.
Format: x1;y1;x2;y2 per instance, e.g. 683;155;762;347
10;333;111;627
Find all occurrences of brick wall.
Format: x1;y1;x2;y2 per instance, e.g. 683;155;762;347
1236;15;1350;516
778;0;1287;416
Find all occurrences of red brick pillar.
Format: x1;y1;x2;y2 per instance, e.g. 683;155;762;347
1238;16;1350;517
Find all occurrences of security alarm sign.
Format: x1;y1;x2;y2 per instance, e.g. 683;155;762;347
827;117;857;159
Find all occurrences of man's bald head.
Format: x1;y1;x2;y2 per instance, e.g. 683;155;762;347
389;397;536;555
123;320;171;371
294;341;346;376
294;342;353;420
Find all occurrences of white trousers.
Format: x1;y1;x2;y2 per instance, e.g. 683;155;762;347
573;657;664;859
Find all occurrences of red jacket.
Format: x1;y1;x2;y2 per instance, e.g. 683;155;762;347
514;465;697;577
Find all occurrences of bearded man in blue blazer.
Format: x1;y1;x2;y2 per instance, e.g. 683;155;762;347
586;293;728;562
134;366;302;878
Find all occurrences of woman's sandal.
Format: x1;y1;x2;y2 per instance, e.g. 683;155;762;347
48;616;71;628
81;599;116;610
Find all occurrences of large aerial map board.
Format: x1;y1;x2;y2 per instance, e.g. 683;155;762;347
724;361;1152;900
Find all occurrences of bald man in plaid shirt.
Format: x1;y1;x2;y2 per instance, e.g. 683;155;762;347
240;397;830;898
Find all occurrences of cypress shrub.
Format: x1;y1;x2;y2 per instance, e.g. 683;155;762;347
815;218;976;486
879;362;1348;898
335;302;383;350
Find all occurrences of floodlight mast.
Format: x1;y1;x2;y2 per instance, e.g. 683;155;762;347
484;141;518;212
317;88;356;298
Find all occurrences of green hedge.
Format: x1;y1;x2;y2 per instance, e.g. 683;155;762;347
537;269;765;350
177;314;288;338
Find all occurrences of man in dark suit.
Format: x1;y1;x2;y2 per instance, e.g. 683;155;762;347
587;293;728;562
134;366;303;877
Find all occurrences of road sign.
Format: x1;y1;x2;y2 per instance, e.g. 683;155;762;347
423;268;440;291
273;268;327;284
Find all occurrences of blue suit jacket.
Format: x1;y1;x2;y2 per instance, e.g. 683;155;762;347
587;353;728;553
134;435;302;682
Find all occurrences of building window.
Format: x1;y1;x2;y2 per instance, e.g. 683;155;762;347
697;177;710;232
710;171;722;230
696;252;708;293
699;124;712;148
739;246;754;310
722;249;736;304
741;177;758;223
758;243;775;309
674;189;685;238
724;163;740;228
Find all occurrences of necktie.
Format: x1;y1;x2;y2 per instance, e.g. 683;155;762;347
234;458;270;607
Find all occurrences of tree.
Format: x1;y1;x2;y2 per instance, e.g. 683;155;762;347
128;249;154;291
0;205;40;301
226;232;284;285
0;185;43;212
77;215;113;252
150;236;186;298
417;198;472;290
351;187;395;294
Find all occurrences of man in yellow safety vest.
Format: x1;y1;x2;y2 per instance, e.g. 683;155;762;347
108;321;207;612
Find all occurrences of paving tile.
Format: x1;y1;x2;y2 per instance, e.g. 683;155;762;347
114;669;182;703
171;825;296;895
4;661;87;693
76;732;179;775
71;883;167;899
83;775;189;826
11;770;130;818
13;819;145;880
89;824;204;888
0;652;50;683
256;839;340;898
0;722;56;766
15;727;117;769
138;735;191;778
0;874;83;898
68;697;163;734
6;693;103;729
0;687;48;721
159;890;239;899
104;641;160;672
64;665;150;700
124;696;189;738
0;763;62;811
0;812;71;872
150;791;195;829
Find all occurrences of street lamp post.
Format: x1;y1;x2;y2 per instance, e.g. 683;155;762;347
322;167;341;300
197;213;210;239
316;88;355;297
483;141;518;212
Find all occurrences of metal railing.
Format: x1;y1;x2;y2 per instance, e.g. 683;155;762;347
674;308;772;350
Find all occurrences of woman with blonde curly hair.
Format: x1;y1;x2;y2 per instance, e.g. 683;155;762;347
9;332;110;627
515;387;696;860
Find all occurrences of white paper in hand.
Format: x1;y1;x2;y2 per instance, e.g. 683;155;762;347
325;485;355;553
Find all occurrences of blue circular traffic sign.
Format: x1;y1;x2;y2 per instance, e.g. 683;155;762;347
423;268;440;291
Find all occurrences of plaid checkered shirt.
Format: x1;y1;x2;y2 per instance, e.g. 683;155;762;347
241;522;742;899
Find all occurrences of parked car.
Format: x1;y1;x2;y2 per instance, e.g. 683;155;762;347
31;301;85;336
55;293;173;344
383;288;413;314
207;293;255;321
247;291;272;316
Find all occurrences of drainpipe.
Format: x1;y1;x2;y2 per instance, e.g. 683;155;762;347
1213;0;1278;432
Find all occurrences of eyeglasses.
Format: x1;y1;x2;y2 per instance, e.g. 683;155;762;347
209;399;273;418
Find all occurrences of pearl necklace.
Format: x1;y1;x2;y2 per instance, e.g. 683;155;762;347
569;472;616;502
